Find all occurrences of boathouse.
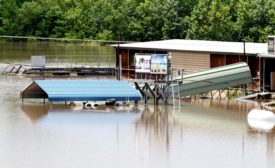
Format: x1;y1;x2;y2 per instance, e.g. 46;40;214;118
21;80;142;102
113;39;275;91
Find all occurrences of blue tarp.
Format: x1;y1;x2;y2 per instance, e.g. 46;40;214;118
34;80;141;102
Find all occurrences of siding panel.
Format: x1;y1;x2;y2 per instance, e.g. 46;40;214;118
170;51;210;72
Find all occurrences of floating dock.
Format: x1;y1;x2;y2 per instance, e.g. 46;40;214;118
1;63;116;76
237;92;272;100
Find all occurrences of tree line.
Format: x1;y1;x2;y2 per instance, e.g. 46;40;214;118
0;0;274;42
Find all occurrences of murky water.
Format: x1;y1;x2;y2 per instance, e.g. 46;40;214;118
0;41;115;67
0;42;274;168
0;76;274;168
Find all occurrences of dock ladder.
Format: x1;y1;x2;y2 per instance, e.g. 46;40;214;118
171;80;181;106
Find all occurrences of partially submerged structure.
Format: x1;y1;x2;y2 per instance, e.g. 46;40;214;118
258;36;275;91
113;38;275;92
171;62;251;97
21;80;142;103
21;63;252;105
134;62;252;104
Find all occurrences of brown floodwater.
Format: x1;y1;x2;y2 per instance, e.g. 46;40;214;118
0;42;274;168
0;76;274;168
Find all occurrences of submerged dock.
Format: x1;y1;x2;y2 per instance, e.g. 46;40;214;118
21;63;254;106
25;67;116;76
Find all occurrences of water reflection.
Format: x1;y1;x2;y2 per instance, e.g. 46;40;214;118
21;104;140;123
186;99;275;132
21;104;48;122
0;42;115;66
10;98;275;167
185;99;275;168
267;133;275;168
135;106;176;153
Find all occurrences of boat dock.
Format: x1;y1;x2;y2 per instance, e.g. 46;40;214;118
20;62;271;106
1;63;116;76
25;67;116;76
21;80;142;103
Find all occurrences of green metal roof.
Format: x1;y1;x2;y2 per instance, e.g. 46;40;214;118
172;62;251;97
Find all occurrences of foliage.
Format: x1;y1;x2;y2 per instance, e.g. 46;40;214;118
234;0;275;42
0;0;274;42
186;0;234;41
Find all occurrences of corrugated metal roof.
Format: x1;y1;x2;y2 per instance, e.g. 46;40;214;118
113;39;267;55
171;62;251;97
33;80;141;101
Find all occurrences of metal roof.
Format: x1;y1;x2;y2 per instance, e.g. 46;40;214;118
171;62;251;97
22;80;142;102
258;53;275;58
113;39;267;55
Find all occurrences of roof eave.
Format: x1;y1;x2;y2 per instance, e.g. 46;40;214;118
114;46;261;56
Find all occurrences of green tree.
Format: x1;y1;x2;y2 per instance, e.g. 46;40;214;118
186;0;234;41
0;0;274;42
234;0;275;42
0;0;23;35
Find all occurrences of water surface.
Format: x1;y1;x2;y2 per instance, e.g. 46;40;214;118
0;42;274;168
0;42;115;67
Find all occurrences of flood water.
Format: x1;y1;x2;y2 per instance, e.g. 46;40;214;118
0;42;274;168
0;41;115;67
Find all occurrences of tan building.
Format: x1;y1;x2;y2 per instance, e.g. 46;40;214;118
113;39;275;91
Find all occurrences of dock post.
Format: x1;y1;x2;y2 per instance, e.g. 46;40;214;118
242;85;247;96
119;54;122;80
